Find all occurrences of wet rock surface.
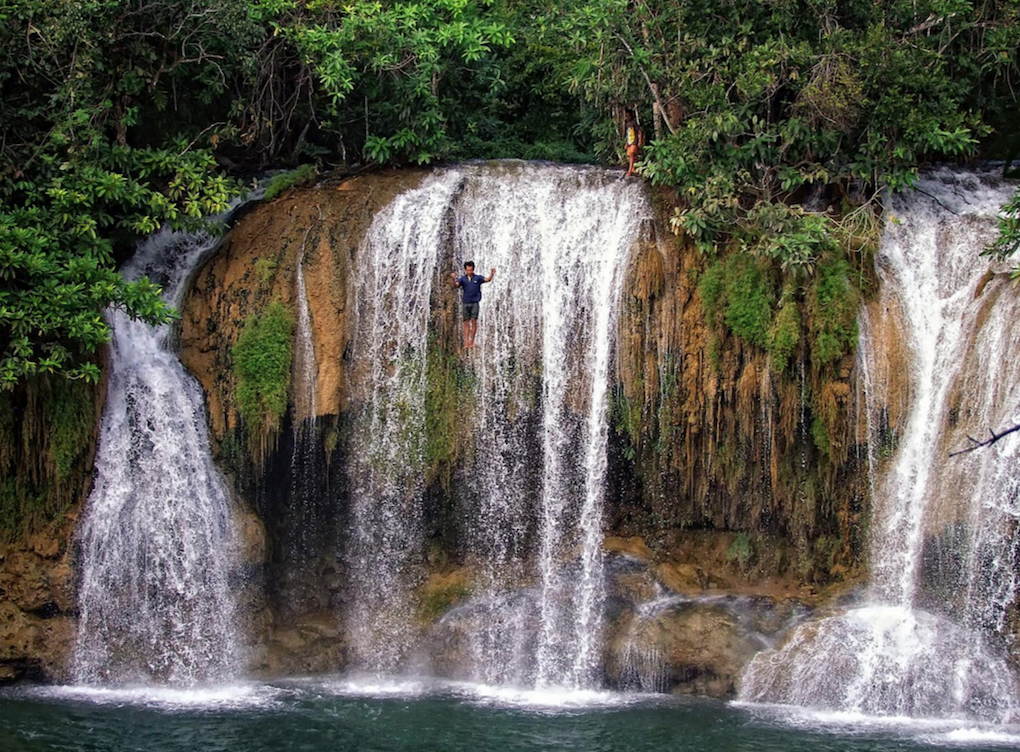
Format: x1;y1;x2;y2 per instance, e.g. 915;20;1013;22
0;518;78;683
423;545;812;699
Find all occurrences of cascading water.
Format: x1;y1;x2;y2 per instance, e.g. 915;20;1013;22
277;230;325;609
741;169;1020;722
452;163;647;688
293;229;319;425
345;171;467;672
73;220;242;685
344;162;648;687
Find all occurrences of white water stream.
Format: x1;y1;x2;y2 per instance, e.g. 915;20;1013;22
345;162;648;687
73;220;242;685
741;169;1020;722
345;170;467;671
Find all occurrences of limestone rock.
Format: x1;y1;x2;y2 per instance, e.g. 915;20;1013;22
603;535;655;561
261;611;348;676
605;595;806;699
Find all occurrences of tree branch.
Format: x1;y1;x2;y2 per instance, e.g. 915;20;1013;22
614;33;677;136
949;422;1020;456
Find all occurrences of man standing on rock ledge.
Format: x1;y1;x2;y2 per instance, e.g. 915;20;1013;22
451;260;495;350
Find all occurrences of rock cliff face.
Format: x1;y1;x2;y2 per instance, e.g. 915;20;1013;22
611;190;874;588
0;372;106;684
179;169;442;675
0;520;78;683
0;166;887;693
174;170;874;693
180;170;433;438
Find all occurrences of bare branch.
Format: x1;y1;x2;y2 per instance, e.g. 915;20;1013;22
613;33;677;136
949;422;1020;456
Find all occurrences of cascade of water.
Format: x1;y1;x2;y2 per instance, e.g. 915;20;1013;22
451;163;648;688
293;229;319;424
345;170;467;672
73;221;242;686
278;231;325;603
741;168;1020;722
343;162;647;686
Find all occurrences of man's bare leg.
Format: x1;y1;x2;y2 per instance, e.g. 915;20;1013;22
463;319;471;349
468;319;478;349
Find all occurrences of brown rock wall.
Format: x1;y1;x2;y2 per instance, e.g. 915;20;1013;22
0;516;80;682
180;169;431;444
613;188;871;586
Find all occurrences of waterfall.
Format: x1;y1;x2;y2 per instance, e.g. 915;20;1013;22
345;170;467;672
279;231;325;608
343;162;647;687
741;168;1020;722
454;163;647;688
293;228;319;424
73;220;242;685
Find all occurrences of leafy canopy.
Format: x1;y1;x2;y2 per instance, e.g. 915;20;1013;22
0;0;250;386
0;0;1018;389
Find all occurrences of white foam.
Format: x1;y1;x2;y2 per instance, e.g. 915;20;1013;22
460;681;645;711
737;700;1020;747
19;683;283;711
297;675;431;699
928;728;1020;746
735;700;952;729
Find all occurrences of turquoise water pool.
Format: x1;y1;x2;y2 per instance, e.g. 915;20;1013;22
2;677;1019;751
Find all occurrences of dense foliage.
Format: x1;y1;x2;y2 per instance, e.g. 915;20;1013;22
0;0;1018;388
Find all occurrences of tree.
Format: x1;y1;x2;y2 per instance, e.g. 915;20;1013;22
0;0;256;386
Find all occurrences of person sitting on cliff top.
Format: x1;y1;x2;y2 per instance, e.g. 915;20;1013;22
450;261;495;350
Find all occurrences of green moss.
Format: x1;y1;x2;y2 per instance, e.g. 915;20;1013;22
0;392;13;475
724;255;775;347
232;301;295;438
43;378;94;482
811;414;831;461
808;255;860;369
812;534;840;573
768;286;801;373
726;532;754;567
697;261;726;329
254;257;278;285
263;164;318;202
0;477;56;543
423;339;464;484
323;425;339;460
699;254;775;349
611;379;643;451
0;478;19;541
419;580;472;622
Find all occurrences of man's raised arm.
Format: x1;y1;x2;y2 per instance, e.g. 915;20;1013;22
484;268;496;282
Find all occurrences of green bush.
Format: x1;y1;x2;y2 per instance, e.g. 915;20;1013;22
232;302;295;437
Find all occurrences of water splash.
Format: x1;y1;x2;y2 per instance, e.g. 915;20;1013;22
741;168;1020;722
73;219;242;686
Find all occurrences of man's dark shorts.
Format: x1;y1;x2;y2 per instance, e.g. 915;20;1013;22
463;302;480;320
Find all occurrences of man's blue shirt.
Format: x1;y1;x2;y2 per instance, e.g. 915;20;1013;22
457;273;487;304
